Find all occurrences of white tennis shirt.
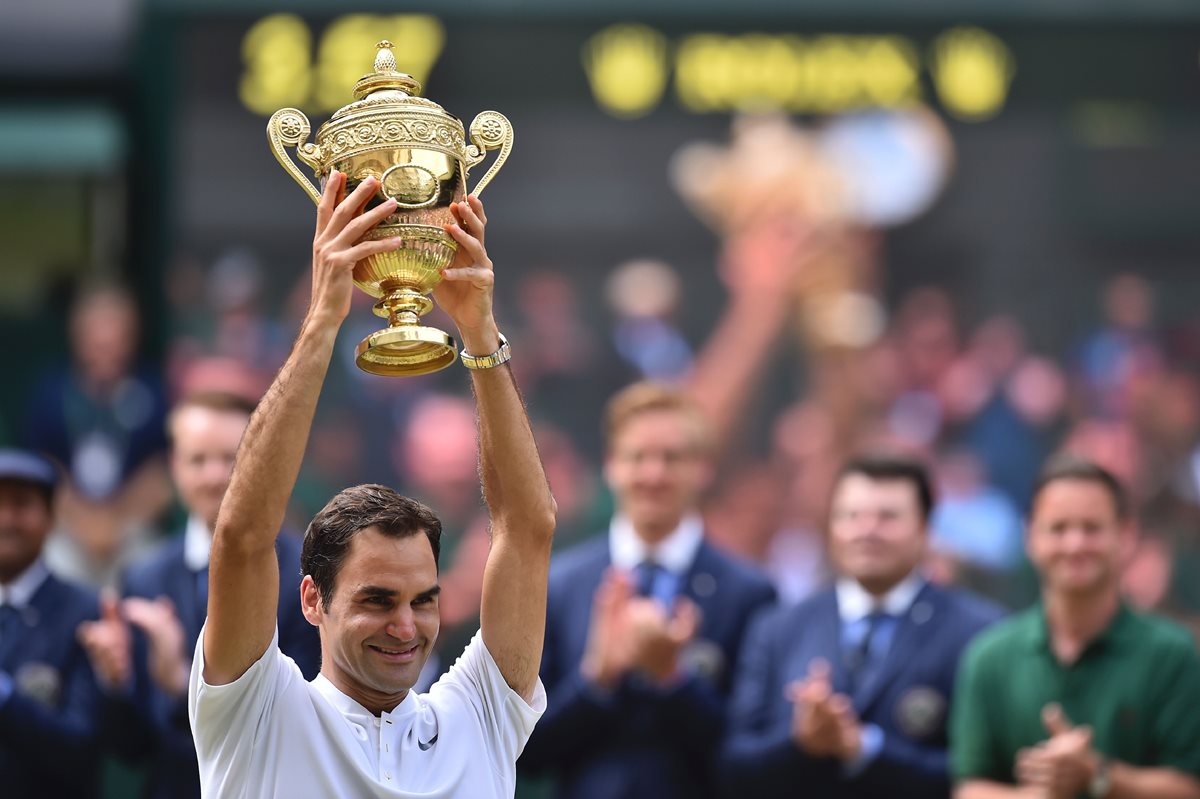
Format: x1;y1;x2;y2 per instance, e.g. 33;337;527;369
188;628;546;798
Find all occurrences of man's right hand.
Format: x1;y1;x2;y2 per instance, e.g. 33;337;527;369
306;171;402;327
77;590;133;692
124;596;189;699
788;658;859;759
580;568;636;690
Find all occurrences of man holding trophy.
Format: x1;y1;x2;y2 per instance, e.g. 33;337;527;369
188;166;555;797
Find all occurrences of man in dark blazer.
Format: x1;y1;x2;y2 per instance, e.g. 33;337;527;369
721;454;1003;799
0;448;103;798
520;382;776;799
78;392;320;799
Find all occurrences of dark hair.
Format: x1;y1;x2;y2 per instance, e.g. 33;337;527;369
836;454;935;520
1031;454;1129;520
301;484;443;610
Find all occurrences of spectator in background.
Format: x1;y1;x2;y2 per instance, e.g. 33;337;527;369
1074;273;1159;421
952;456;1200;799
722;455;1002;798
77;392;320;799
0;448;103;797
510;271;602;454
929;448;1025;605
521;382;776;799
25;284;171;587
942;315;1067;510
605;258;693;385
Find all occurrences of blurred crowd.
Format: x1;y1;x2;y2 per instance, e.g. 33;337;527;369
4;115;1200;797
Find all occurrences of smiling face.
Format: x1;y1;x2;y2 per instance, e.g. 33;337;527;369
604;409;712;542
1027;478;1128;599
170;405;249;530
0;480;54;584
301;527;440;714
828;473;928;595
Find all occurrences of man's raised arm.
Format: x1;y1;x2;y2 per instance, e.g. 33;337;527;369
435;196;556;703
203;173;401;685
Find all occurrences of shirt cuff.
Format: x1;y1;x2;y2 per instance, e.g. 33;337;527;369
0;670;13;707
844;723;884;777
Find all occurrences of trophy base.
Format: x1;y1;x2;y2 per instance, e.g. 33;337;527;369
355;326;458;377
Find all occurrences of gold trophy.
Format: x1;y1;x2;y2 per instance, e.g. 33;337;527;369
267;40;514;376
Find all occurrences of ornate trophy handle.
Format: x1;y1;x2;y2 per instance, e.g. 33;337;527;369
267;108;325;205
464;111;514;197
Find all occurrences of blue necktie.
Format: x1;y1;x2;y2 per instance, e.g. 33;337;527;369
846;610;892;692
634;561;676;609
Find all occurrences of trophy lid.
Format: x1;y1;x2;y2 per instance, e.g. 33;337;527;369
326;41;448;123
352;40;423;100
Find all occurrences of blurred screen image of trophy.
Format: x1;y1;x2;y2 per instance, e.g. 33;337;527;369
268;40;513;376
669;109;955;447
670;108;953;353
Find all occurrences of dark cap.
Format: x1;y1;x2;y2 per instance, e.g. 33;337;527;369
0;449;59;490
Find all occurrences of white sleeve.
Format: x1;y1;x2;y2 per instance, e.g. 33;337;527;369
187;625;295;796
431;631;547;769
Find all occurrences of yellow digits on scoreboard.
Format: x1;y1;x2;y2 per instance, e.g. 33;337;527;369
241;14;446;115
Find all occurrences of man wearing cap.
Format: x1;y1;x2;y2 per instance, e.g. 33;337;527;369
0;448;103;797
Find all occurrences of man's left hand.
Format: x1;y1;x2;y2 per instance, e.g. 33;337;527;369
435;196;497;345
625;596;701;684
1016;704;1100;799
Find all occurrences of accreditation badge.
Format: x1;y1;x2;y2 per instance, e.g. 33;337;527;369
679;639;726;682
15;662;62;708
895;685;946;739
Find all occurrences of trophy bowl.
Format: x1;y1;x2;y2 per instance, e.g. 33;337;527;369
267;40;514;376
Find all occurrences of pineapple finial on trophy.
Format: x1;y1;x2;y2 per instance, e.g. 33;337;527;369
374;40;398;74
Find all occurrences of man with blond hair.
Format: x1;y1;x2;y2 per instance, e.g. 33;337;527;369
521;381;775;799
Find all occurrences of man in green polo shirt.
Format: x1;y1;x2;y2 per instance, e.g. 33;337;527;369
951;456;1200;799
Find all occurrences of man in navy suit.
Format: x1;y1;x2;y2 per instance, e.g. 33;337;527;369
520;381;777;799
77;391;320;799
0;448;103;798
721;454;1003;799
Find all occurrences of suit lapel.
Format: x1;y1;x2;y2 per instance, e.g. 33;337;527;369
174;555;205;643
0;577;52;666
565;540;612;665
679;541;719;619
817;591;855;696
854;582;939;713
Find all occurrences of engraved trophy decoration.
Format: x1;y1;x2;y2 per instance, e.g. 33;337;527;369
268;41;514;375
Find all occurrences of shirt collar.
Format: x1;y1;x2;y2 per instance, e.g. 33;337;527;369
184;515;213;573
608;513;704;575
0;558;51;608
312;673;418;721
1028;600;1133;655
836;571;925;624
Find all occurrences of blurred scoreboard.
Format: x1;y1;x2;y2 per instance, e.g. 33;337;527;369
157;11;1200;341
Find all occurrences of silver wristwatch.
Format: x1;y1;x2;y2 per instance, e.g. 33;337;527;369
459;334;511;370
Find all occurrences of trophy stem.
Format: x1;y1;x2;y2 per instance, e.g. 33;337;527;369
376;287;433;328
357;286;456;377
